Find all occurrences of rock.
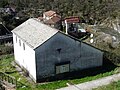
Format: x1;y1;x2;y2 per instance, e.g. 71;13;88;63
90;39;94;43
110;42;119;48
103;34;112;44
95;33;112;44
22;86;26;88
112;36;117;42
90;34;93;38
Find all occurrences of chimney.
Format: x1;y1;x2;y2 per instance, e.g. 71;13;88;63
65;20;68;34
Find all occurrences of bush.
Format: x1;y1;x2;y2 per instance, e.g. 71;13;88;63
0;45;13;55
104;51;120;65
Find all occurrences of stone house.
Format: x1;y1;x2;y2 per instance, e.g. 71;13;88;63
43;10;56;20
12;18;103;82
38;10;61;29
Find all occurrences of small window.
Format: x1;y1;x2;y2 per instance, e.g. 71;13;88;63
23;43;25;50
16;36;17;43
19;39;21;46
55;62;70;74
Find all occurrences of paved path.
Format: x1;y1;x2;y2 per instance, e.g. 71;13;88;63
57;73;120;90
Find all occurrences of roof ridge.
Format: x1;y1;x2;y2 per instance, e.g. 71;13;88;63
12;18;59;49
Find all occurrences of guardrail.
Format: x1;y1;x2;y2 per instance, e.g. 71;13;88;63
0;34;13;40
0;34;13;44
0;71;26;88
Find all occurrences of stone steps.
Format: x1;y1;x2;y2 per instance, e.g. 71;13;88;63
1;81;16;90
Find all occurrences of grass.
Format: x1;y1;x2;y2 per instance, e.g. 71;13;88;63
0;54;119;90
0;54;14;72
94;81;120;90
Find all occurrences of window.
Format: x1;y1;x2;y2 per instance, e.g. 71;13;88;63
19;39;21;46
55;62;70;74
23;43;25;50
16;36;17;43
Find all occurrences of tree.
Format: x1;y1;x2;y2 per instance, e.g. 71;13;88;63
0;0;8;7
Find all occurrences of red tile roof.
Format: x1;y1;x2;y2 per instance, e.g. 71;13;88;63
44;10;56;17
65;16;80;23
44;15;61;24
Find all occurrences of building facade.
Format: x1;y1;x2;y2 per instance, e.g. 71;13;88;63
12;18;103;82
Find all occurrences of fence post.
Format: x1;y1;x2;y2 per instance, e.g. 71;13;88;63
4;74;6;81
11;78;13;84
8;75;10;83
0;72;23;89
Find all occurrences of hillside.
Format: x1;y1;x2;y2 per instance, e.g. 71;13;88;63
0;0;120;27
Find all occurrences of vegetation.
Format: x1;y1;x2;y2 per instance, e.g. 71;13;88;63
0;54;119;90
0;55;14;73
0;44;13;55
0;0;8;7
84;26;120;66
0;0;120;31
94;81;120;90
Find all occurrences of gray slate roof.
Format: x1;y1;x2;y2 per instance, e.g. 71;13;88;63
12;18;59;49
